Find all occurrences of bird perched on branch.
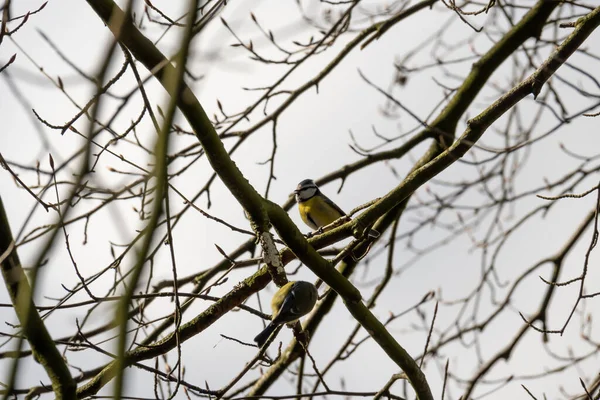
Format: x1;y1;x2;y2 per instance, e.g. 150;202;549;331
294;179;379;238
254;281;318;348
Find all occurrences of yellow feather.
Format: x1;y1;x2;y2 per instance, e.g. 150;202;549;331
298;195;345;230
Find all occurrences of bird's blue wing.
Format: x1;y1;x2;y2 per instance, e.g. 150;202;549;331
322;194;346;217
272;284;302;324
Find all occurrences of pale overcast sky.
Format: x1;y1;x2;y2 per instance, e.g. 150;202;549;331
1;1;600;399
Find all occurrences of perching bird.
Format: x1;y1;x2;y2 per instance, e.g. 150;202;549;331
254;281;318;347
294;179;379;238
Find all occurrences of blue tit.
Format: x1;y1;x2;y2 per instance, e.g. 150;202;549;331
294;179;379;238
254;281;318;347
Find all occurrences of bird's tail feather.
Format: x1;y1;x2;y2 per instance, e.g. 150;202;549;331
254;322;278;347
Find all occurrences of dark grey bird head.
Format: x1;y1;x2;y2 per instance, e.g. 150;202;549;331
294;179;319;202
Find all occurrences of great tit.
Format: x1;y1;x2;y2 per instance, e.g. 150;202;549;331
254;281;318;347
294;179;379;238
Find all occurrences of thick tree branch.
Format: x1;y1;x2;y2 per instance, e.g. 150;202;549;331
82;1;435;399
0;197;76;400
352;3;599;236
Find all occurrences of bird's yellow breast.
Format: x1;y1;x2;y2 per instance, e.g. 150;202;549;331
298;195;344;230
